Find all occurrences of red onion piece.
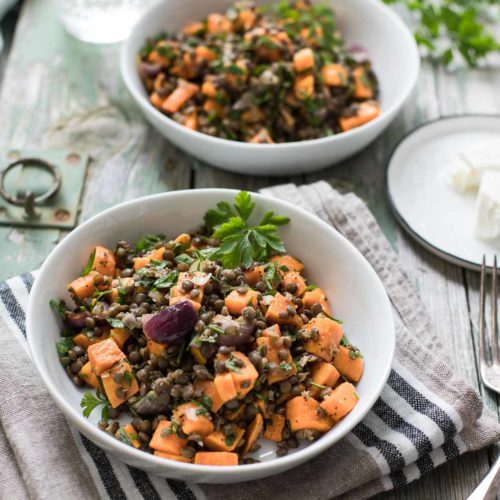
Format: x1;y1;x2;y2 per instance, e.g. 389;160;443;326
143;300;198;344
347;43;369;63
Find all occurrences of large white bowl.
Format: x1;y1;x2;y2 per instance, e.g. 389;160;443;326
27;189;395;483
121;0;419;175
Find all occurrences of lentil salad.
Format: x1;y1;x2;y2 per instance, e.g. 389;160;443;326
52;192;363;466
137;0;380;143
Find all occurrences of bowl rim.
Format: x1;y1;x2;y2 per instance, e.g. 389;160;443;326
27;188;395;477
120;0;420;150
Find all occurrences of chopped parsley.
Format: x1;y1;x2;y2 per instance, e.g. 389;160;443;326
80;391;110;421
81;248;96;276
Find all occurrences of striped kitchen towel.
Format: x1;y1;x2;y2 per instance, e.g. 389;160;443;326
0;181;499;500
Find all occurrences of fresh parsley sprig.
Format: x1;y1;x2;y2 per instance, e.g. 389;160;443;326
81;390;110;421
204;191;290;268
384;0;500;67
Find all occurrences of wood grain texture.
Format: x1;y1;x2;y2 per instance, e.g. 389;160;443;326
0;0;498;498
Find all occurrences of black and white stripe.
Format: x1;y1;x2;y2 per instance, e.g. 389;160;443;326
0;272;469;498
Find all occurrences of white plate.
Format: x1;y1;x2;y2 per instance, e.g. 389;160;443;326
386;115;500;271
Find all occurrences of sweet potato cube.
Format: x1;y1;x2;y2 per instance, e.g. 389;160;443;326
173;402;214;437
332;345;364;383
320;382;359;421
303;316;343;361
78;361;99;389
310;361;340;398
286;396;333;433
203;427;245;452
150;421;189;455
87;338;126;375
194;452;238;466
101;359;139;408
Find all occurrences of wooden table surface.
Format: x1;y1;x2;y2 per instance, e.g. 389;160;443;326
0;1;498;498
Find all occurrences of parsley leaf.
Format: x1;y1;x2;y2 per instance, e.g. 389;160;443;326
204;202;236;231
208;194;288;268
49;299;67;321
80;391;110;420
56;337;74;354
107;318;124;328
135;234;165;253
82;248;96;276
383;0;500;67
93;290;113;300
154;271;179;289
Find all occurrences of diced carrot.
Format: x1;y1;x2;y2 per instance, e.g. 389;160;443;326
241;106;265;123
203;427;245;452
203;99;225;117
262;324;281;338
352;67;373;99
195;46;217;62
194;451;238;466
286;396;333;433
88;338;126;375
162;80;199;114
320;382;359;421
309;361;340;398
78;361;99;389
92;246;116;276
109;328;130;349
224;289;259;316
282;271;306;296
202;79;218;98
244;265;266;287
332;345;363;383
207;13;232;33
256;336;296;384
339;101;381;132
193;380;224;412
101;360;139;408
123;424;141;448
293;48;315;73
270;255;304;273
256;398;270;418
174;233;191;245
147;49;170;68
169;296;202;311
170;52;197;79
249;128;274;144
238;10;256;30
183;108;198;130
170;271;206;305
73;332;108;350
299;25;323;45
263;413;286;441
302;287;332;314
183;21;205;36
154;451;192;463
150;421;189;454
227;351;259;397
147;337;167;357
108;288;119;303
265;292;303;327
173;402;214;437
225;403;246;422
149;245;166;261
133;256;151;271
67;271;99;300
294;74;314;99
303;316;343;362
321;64;348;86
214;371;238;404
242;413;263;454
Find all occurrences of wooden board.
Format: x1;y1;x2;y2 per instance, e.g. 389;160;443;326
0;1;498;498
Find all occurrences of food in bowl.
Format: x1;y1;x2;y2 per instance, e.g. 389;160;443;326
50;192;363;466
136;0;380;143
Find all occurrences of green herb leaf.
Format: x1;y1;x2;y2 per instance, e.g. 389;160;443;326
234;191;255;221
225;358;241;372
82;248;96;276
93;290;113;300
224;433;236;446
56;337;74;354
204;201;236;231
50;299;67;321
260;211;290;226
107;318;124;328
304;284;318;292
80;391;109;418
135;234;165;253
154;271;179;289
200;395;213;411
124;371;134;386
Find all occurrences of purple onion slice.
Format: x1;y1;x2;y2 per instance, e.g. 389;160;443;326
143;300;198;344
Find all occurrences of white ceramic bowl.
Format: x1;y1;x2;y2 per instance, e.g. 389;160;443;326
121;0;419;176
27;189;395;483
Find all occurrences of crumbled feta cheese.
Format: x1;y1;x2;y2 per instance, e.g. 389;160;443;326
475;171;500;240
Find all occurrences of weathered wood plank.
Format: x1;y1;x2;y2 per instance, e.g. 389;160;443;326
0;0;191;280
